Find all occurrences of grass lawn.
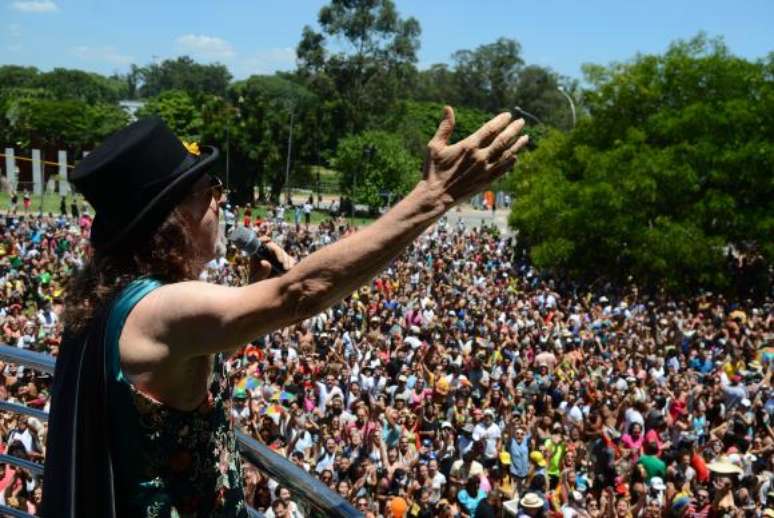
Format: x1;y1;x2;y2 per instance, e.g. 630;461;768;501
0;191;70;214
0;192;375;227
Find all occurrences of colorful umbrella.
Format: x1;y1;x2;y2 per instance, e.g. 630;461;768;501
260;404;283;417
236;376;261;391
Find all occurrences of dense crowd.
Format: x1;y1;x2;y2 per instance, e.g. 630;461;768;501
0;202;772;518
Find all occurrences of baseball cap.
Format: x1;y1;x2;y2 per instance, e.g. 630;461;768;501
529;451;547;467
499;451;511;465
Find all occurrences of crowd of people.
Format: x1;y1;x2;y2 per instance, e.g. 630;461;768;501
0;200;772;518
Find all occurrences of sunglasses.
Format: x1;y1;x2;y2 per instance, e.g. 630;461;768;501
192;175;224;203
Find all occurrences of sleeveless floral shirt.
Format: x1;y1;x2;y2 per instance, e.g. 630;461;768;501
106;279;247;517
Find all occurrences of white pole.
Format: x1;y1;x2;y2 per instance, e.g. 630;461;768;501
284;109;294;202
4;148;15;192
58;150;70;195
32;149;43;195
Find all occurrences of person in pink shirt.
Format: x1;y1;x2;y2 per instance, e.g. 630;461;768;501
621;422;644;459
644;428;666;454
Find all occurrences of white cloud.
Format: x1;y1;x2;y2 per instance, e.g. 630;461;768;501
5;23;23;51
176;34;234;60
236;47;296;76
71;45;134;66
10;0;58;13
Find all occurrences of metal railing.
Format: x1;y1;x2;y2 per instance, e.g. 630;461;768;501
0;344;360;518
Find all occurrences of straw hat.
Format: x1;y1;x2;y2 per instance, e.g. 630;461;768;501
520;493;544;509
707;456;743;475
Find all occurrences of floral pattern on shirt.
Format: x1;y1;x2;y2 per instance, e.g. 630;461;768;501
127;353;247;518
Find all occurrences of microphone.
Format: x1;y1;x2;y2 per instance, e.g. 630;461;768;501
228;226;287;277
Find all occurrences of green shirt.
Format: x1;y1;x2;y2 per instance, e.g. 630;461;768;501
544;438;566;477
638;454;666;481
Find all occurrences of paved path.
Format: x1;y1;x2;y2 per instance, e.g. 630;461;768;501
445;206;512;235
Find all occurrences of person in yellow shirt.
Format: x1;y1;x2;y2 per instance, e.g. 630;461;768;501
493;451;516;500
721;352;745;380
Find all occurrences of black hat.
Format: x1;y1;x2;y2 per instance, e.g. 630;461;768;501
69;116;219;250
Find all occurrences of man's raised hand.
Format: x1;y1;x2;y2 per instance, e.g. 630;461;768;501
422;106;529;209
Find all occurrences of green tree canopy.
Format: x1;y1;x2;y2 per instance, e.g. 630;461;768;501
0;65;40;91
410;39;577;130
138;56;232;98
384;100;491;155
0;65;126;103
333;130;420;207
509;35;773;295
136;90;204;141
450;37;524;113
1;96;128;152
37;68;127;103
296;0;421;136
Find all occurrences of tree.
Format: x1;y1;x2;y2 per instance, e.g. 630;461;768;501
384;100;491;156
0;67;128;155
0;66;126;103
512;65;577;130
138;56;232;98
197;75;319;204
1;95;128;153
296;0;421;135
136;90;203;141
509;35;773;295
111;64;143;100
410;39;579;131
36;68;127;104
0;65;40;91
412;64;460;105
451;37;524;113
333;130;420;207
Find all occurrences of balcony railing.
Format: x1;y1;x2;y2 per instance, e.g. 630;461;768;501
0;344;360;518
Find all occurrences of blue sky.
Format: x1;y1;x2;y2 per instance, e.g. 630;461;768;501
1;0;772;80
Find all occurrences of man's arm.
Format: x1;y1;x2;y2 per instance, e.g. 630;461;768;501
125;108;527;361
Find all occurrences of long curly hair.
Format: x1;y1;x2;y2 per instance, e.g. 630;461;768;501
64;209;202;335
